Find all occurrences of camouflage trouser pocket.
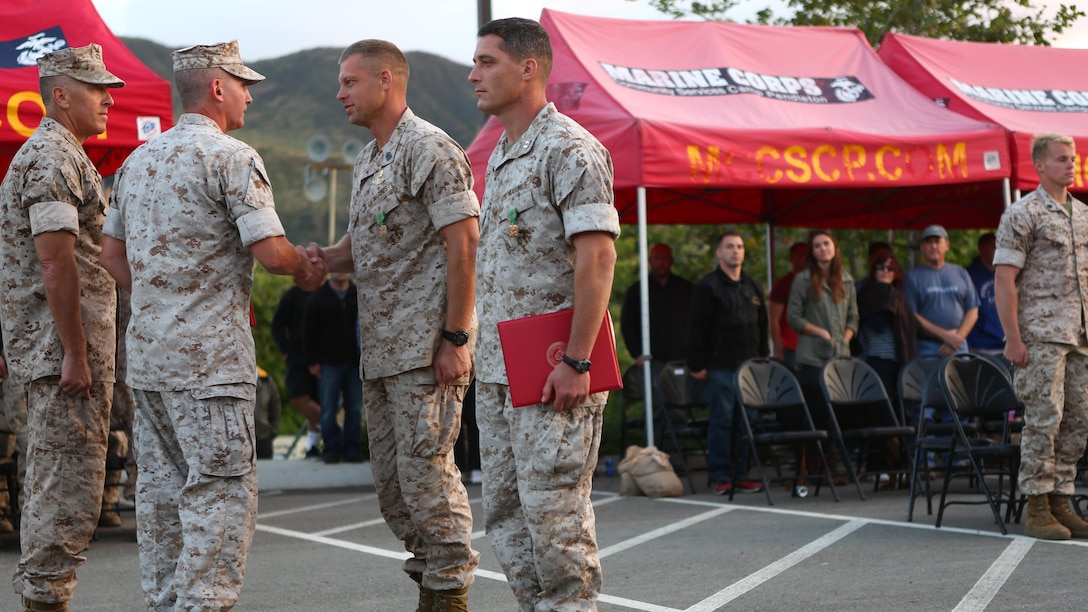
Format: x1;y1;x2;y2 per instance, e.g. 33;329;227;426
527;404;603;490
408;384;466;458
188;392;255;478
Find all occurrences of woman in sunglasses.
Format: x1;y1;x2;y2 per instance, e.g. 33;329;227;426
855;253;918;402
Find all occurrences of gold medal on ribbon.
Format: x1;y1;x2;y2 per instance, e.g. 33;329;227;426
508;209;519;237
377;211;387;237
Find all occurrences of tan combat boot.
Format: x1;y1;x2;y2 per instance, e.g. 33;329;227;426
98;510;122;528
409;572;435;612
21;596;66;611
1023;494;1071;540
1047;493;1088;538
432;586;469;612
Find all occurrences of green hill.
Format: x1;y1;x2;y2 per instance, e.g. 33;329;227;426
119;38;487;246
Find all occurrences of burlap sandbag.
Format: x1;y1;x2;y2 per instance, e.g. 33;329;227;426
617;445;645;496
617;445;684;498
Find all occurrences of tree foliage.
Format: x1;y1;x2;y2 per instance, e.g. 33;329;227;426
633;0;1084;46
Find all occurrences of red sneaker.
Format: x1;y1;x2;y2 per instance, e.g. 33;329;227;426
712;482;733;495
735;480;764;494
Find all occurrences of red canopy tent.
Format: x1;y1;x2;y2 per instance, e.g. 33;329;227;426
466;11;1017;443
879;32;1088;195
1;0;173;178
465;10;1013;230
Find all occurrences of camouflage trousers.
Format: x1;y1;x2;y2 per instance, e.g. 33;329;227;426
1015;342;1088;495
132;388;258;612
476;382;604;612
14;379;111;605
0;378;27;512
104;381;136;506
364;369;478;591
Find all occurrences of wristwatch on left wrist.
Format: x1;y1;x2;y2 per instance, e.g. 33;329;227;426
442;329;469;346
562;354;592;374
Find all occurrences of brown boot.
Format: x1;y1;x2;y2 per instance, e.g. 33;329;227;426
1024;494;1071;540
22;596;67;611
1047;494;1088;538
409;572;435;612
98;510;122;528
432;586;469;612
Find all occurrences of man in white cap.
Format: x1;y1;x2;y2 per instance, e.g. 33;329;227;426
0;43;123;612
100;40;325;611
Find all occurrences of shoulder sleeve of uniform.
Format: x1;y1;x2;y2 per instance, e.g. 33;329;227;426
223;147;276;222
103;205;125;241
550;133;618;240
29;201;78;236
406;133;481;232
237;207;285;247
993;204;1031;269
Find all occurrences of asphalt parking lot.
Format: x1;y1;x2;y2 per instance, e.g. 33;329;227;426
0;467;1083;611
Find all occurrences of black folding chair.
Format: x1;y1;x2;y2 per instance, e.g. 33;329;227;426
618;364;647;452
935;354;1022;534
657;361;709;494
901;355;973;521
735;358;839;505
820;357;915;501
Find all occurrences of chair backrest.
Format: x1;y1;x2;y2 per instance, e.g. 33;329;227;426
735;358;805;409
820;356;902;428
974;352;1015;385
622;365;644;402
939;354;1020;421
821;356;889;405
897;355;946;421
658;360;707;407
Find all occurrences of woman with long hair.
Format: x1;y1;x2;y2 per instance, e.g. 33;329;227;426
786;230;859;423
855;253;918;402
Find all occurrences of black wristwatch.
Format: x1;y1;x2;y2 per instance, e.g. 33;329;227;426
562;354;592;374
442;329;469;346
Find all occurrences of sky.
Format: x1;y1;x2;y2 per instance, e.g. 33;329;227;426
90;0;1088;66
90;0;689;64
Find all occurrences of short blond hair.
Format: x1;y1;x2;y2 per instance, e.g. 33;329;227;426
1032;133;1075;164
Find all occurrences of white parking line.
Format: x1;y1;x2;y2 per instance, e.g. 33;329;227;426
256;494;375;519
312;517;388;537
684;519;867;612
952;538;1035;612
598;506;736;559
254;493;1077;611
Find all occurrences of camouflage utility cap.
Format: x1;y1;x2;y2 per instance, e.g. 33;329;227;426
172;40;265;85
37;43;125;88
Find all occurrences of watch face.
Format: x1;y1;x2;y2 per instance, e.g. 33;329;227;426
563;354;591;373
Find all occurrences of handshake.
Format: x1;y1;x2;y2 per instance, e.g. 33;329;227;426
292;242;329;291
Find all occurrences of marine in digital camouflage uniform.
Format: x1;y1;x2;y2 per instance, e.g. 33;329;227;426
315;40;480;612
471;18;619;611
995;133;1088;541
100;41;325;610
0;43;123;612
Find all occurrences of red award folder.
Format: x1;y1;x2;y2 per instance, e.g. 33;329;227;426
497;308;623;408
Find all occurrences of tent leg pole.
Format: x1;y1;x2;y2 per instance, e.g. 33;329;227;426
637;186;654;448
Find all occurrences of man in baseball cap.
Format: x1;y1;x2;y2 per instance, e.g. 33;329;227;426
919;224;949;241
905;223;979;357
0;42;124;612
